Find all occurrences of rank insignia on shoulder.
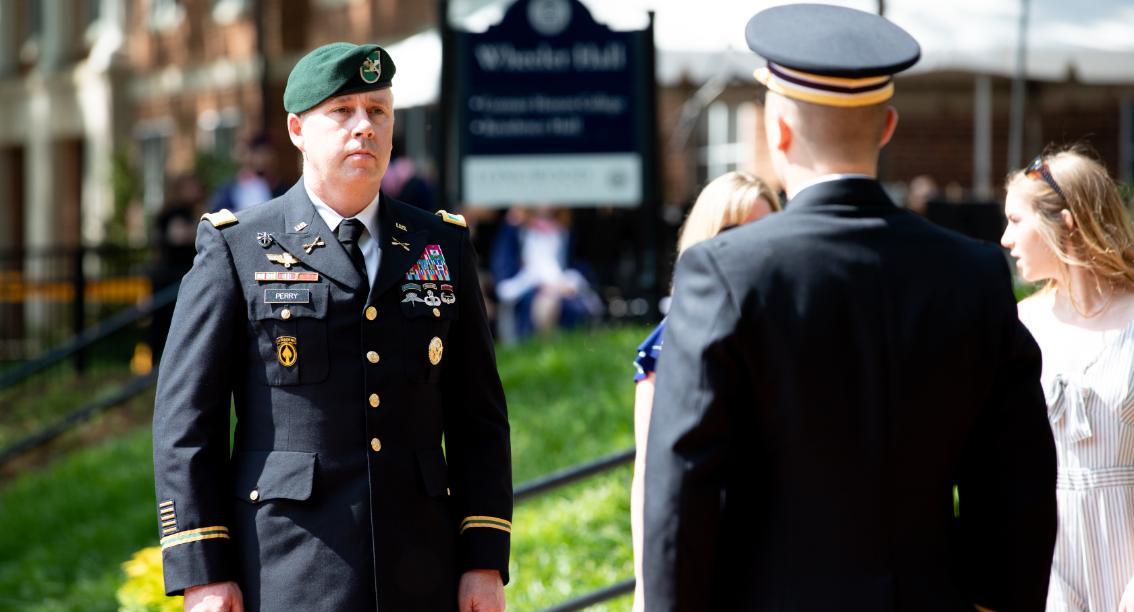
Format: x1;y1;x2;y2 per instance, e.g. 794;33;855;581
266;252;301;269
435;210;467;228
201;209;238;228
276;336;298;367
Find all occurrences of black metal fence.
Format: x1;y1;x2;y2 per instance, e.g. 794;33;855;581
0;245;156;367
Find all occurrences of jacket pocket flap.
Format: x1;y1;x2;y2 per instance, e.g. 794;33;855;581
233;450;317;503
249;284;329;320
416;447;449;497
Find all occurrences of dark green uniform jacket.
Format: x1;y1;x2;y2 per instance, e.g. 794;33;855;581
153;180;512;610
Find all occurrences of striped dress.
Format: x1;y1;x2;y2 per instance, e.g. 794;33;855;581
1018;299;1134;611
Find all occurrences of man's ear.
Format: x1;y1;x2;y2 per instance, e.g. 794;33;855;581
878;106;898;149
287;113;304;153
770;113;792;153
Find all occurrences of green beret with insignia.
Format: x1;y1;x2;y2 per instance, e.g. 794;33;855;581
284;42;397;114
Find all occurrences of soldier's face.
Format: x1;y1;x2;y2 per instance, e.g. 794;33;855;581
1001;186;1061;282
290;89;394;199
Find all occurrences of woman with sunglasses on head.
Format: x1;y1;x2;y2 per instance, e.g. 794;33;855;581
1001;145;1134;612
630;170;780;611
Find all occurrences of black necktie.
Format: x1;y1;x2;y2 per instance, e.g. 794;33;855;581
336;218;368;282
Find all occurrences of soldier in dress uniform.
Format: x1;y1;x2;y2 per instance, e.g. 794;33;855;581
642;5;1057;611
152;42;511;612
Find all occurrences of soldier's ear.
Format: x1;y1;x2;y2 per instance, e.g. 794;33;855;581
772;115;792;152
878;106;899;149
287;113;305;153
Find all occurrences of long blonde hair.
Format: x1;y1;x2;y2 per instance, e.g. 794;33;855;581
677;171;781;256
1006;145;1134;292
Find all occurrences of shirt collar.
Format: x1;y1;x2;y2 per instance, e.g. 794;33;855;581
788;173;873;200
304;183;381;239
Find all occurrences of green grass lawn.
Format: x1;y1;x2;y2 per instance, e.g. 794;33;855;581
0;325;648;611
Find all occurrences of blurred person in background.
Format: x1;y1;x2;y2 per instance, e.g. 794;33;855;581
904;174;938;216
1003;145;1134;612
381;134;436;212
148;173;205;365
643;5;1056;610
630;170;780;611
490;206;601;341
208;132;287;213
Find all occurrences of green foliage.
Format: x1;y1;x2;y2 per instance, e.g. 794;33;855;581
194;150;237;196
0;326;649;610
117;548;181;612
107;150;140;247
0;426;155;611
510;470;633;611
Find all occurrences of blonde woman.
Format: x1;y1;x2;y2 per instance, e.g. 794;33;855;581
631;171;780;610
1001;146;1134;612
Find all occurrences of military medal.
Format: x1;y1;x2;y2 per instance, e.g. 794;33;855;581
302;236;326;254
405;244;450;281
255;271;319;282
441;284;456;305
423;290;442;307
276;336;298;367
257;232;274;248
428;337;443;365
266;252;301;269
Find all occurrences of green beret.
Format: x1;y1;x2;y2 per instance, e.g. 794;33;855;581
284;42;397;114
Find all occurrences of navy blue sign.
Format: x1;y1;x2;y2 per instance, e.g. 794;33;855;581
455;0;649;206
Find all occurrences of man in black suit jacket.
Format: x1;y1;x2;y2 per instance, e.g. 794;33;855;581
153;43;511;611
642;5;1056;611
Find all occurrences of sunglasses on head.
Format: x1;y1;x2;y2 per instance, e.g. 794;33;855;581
1026;155;1067;201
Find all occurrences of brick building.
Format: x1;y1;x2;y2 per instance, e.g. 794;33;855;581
0;0;1131;291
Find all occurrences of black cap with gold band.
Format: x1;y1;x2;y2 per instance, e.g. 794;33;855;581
746;3;920;108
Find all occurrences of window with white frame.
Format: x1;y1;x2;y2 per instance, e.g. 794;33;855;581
197;109;242;160
697;100;758;186
139;128;170;214
149;0;184;30
212;0;249;23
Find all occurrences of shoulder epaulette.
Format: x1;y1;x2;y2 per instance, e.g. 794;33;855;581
201;209;239;228
435;210;467;228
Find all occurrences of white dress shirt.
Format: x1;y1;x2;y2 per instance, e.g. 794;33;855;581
305;184;382;283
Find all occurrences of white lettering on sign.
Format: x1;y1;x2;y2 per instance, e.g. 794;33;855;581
463;153;641;207
467;94;626;115
473;42;626;73
281;292;299;300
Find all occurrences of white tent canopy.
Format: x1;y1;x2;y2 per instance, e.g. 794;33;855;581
386;0;1134;109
